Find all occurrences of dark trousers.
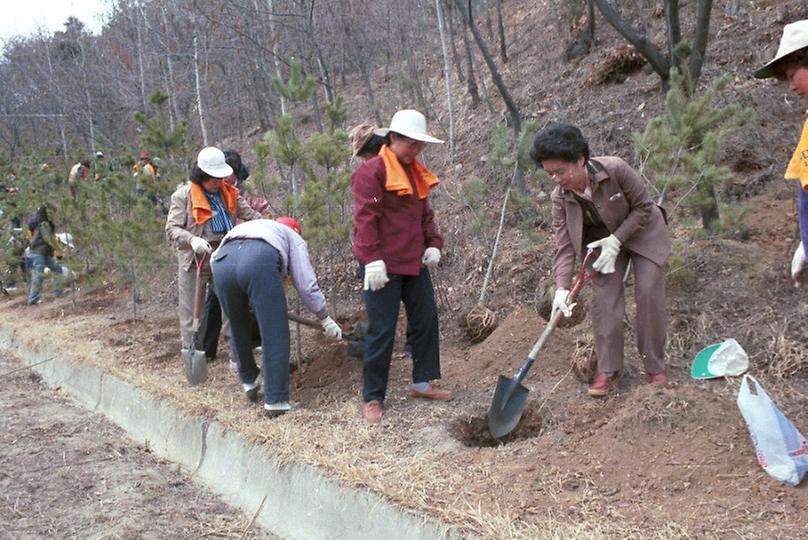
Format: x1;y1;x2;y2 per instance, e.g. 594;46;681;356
200;287;222;357
361;266;441;402
211;239;290;404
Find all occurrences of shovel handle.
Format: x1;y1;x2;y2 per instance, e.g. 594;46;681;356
286;312;360;341
514;250;598;385
191;253;208;322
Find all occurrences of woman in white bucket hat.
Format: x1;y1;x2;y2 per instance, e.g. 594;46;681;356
755;20;808;287
165;147;263;360
351;109;451;424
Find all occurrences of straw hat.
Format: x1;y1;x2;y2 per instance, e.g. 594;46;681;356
374;109;444;144
349;123;377;158
755;20;808;79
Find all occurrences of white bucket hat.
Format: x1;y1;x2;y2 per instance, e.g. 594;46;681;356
197;147;233;178
375;109;444;144
755;20;808;79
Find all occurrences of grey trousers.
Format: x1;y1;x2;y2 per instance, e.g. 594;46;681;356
590;251;667;375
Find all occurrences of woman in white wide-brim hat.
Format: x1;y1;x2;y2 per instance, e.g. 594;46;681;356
755;20;808;286
351;109;451;424
165;146;262;358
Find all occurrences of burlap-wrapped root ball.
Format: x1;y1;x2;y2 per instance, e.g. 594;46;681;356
537;283;587;328
463;304;498;342
571;339;597;384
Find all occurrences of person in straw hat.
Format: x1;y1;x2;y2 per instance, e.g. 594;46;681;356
755;19;808;286
351;109;451;424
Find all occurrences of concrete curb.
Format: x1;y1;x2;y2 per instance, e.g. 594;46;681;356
0;325;469;540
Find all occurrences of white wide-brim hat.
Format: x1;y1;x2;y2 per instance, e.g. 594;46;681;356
755;19;808;79
197;146;233;178
374;109;444;144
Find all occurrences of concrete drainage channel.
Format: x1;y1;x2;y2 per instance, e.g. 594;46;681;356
0;326;468;540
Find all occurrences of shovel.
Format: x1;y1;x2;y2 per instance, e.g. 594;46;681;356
182;253;208;385
487;250;597;438
286;312;362;341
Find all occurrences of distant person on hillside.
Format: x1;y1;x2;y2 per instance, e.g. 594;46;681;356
165;146;262;359
26;205;69;305
211;217;342;417
67;159;91;198
133;150;158;197
351;109;451;425
200;149;273;366
530;123;672;397
755;20;808;287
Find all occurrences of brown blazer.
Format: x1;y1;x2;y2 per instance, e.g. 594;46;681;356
551;156;671;289
165;183;262;271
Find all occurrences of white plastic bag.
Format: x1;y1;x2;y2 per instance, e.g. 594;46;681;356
737;375;808;486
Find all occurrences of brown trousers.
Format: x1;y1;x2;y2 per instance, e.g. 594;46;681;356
590;251;667;375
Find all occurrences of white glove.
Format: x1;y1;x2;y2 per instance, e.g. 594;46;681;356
363;260;389;291
792;242;807;287
320;316;343;340
587;234;621;274
190;236;212;254
551;288;575;319
422;247;441;268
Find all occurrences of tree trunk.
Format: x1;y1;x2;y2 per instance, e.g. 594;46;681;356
267;0;286;115
160;0;180;131
435;0;455;162
700;184;720;230
688;0;714;92
592;0;671;82
445;1;466;83
460;7;480;107
665;0;683;74
454;0;522;137
193;36;209;146
135;8;148;113
494;0;507;63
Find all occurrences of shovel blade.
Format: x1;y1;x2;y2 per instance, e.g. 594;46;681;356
487;375;531;439
182;348;208;385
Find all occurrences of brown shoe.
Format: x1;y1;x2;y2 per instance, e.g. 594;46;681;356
361;400;382;424
408;383;452;401
648;372;670;385
588;372;619;397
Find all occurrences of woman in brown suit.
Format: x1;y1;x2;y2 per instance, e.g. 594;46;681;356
530;123;671;397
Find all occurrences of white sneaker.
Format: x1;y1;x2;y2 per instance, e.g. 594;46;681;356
264;401;291;418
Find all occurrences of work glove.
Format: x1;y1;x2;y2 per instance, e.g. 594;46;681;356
190;236;212;255
587;234;621;274
363;260;389;291
422;247;441;268
551;288;575;319
320;316;343;340
792;242;807;287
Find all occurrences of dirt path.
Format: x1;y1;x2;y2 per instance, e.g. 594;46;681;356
0;350;275;539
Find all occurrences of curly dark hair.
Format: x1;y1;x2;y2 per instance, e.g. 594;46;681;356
529;123;590;166
189;164;213;185
358;134;388;159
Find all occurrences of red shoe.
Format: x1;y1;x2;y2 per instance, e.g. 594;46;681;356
588;372;619;397
648;372;670;385
361;400;383;424
408;383;452;401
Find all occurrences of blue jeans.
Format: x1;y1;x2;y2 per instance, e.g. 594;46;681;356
361;266;441;402
211;239;290;404
28;252;64;304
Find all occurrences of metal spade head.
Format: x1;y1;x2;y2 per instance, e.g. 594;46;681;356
182;347;208;385
487;374;531;439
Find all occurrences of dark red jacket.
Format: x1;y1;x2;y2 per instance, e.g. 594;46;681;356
351;155;443;276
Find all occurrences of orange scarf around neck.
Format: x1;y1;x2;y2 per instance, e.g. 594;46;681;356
190;181;238;225
379;144;438;199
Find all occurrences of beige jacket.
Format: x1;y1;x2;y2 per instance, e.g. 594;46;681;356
551;156;671;289
165;183;262;271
